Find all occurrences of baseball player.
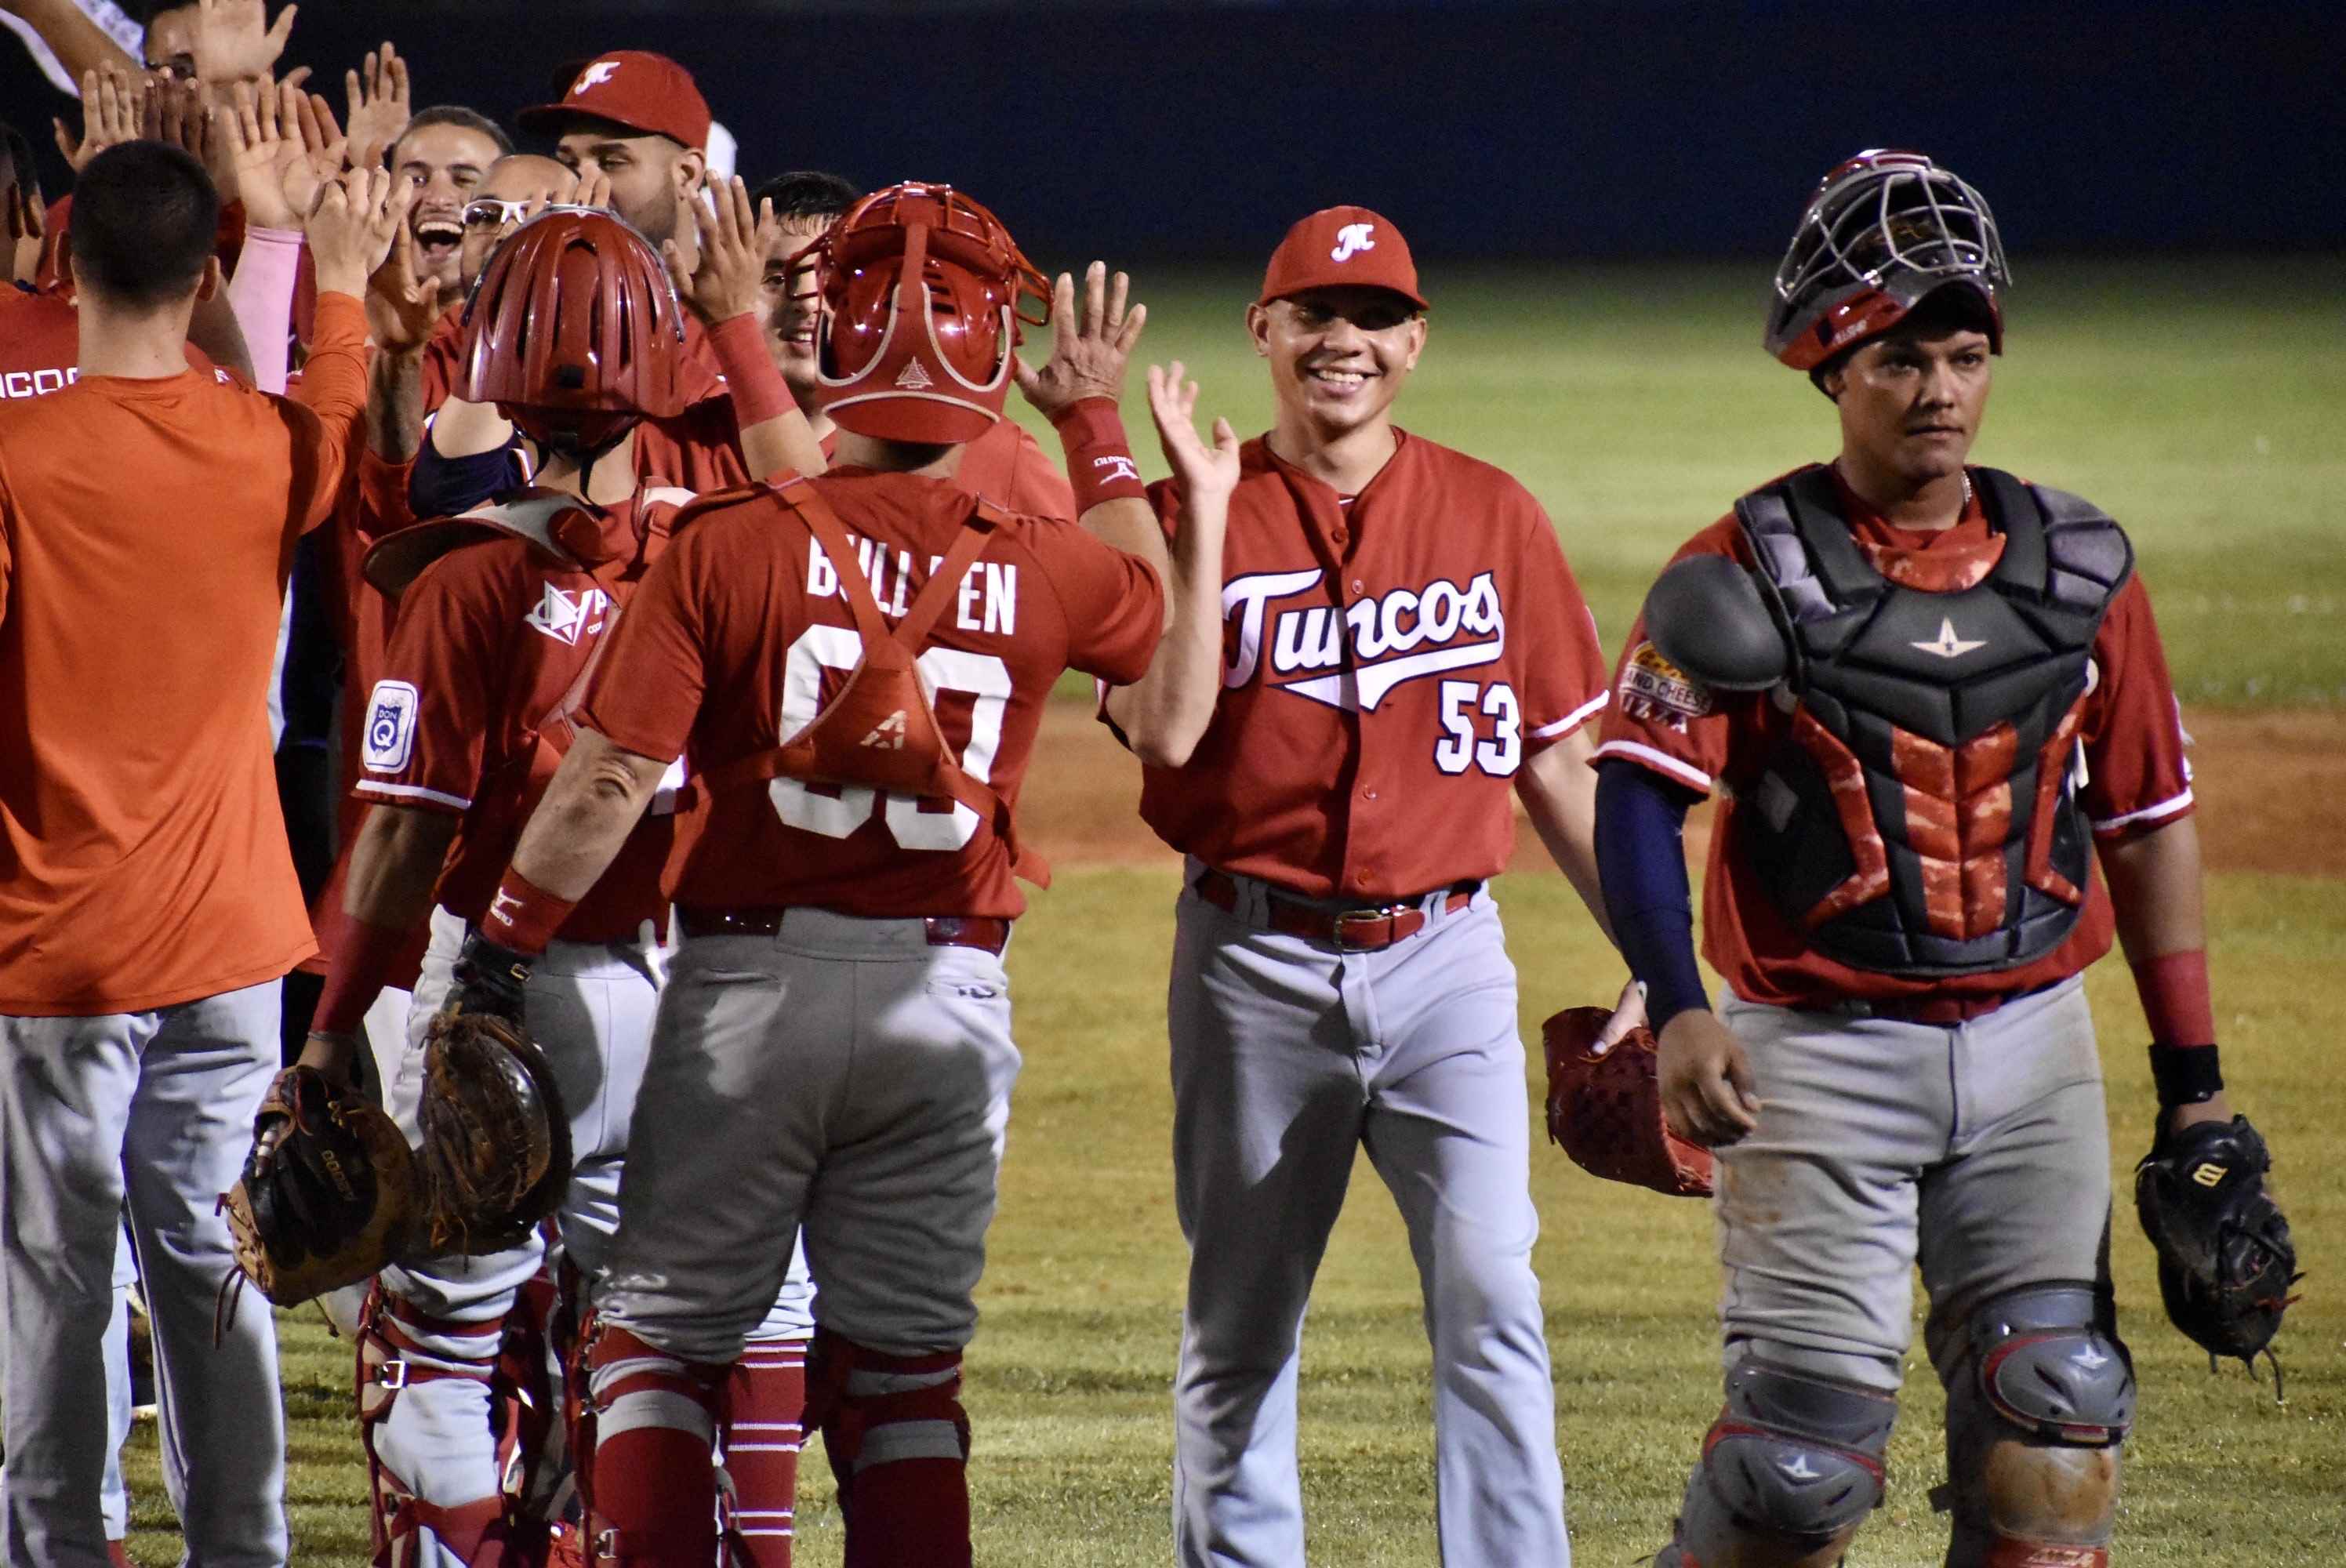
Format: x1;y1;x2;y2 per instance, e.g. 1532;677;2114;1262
0;143;403;1566
524;50;710;258
297;205;819;1566
1596;151;2261;1568
1105;205;1623;1567
750;169;1079;518
438;184;1204;1567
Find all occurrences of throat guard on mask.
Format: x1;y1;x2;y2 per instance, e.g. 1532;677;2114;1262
1734;466;2130;977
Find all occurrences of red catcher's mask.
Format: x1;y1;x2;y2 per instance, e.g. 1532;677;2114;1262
459;206;689;456
808;183;1049;446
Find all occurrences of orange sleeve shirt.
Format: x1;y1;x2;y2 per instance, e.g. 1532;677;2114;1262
0;292;372;1014
576;470;1164;920
1593;467;2194;1011
1133;431;1612;901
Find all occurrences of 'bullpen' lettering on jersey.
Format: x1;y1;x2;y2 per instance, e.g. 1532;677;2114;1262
1224;568;1504;711
806;534;1016;636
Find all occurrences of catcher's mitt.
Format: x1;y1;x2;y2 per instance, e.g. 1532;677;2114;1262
2134;1114;2300;1390
222;1065;419;1306
416;1010;572;1256
1542;1006;1714;1199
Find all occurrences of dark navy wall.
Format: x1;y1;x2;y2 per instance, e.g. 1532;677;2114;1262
7;2;2341;262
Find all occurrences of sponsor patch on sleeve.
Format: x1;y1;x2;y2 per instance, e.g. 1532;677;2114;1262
362;681;419;772
1617;641;1713;731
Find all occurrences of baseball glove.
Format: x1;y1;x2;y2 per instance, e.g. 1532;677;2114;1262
222;1065;419;1306
2134;1114;2300;1387
1542;1006;1714;1199
416;1010;572;1256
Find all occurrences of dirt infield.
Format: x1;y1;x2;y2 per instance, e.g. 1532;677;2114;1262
1022;701;2344;880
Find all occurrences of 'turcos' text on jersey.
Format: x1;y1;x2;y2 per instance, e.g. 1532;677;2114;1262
1224;568;1504;711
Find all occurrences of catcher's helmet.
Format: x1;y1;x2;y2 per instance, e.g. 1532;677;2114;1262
1765;150;2010;372
808;182;1049;445
459;206;689;455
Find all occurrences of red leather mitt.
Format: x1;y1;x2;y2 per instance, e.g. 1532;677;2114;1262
1542;1006;1714;1199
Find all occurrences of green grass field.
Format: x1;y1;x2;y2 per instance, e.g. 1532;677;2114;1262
118;262;2345;1562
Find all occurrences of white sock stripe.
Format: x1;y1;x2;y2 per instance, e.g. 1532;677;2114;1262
723;1441;802;1454
732;1509;794;1521
843;1365;957;1396
852;1417;964;1471
728;1421;802;1433
600;1388;714;1443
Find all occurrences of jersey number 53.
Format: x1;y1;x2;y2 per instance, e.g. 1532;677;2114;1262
1433;678;1522;776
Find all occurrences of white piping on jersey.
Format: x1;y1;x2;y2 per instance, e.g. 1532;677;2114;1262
2090;789;2193;834
1592;739;1712;794
1531;691;1610;741
353;779;473;811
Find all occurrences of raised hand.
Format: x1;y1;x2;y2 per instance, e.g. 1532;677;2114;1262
664;176;765;325
216;79;299;229
285;87;349;211
307;163;411;299
189;0;297;87
53;66;145;172
1145;360;1240;503
1015;260;1146;419
341;41;409;170
571;165;616;214
366;233;442;356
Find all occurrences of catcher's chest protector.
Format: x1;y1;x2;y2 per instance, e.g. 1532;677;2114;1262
680;477;1042;877
1734;466;2130;977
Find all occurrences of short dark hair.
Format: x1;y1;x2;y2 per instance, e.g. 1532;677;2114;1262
1810;283;1999;393
387;106;514;168
125;1;194;29
70;141;218;308
753;170;861;225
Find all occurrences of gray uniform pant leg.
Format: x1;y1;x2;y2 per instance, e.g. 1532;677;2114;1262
1714;976;2112;1391
1171;884;1567;1568
3;983;288;1568
100;1225;136;1540
598;915;1016;1364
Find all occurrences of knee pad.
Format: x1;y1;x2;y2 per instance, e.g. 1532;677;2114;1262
803;1327;969;1484
1687;1357;1897;1548
1968;1284;2134;1445
1944;1288;2126;1566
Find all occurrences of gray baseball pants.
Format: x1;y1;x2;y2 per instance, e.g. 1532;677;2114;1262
2;982;289;1568
1169;867;1569;1568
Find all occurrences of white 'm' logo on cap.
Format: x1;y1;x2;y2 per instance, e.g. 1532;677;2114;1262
577;60;620;92
1331;223;1376;263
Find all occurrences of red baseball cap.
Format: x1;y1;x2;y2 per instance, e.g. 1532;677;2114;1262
1257;205;1427;310
518;52;712;154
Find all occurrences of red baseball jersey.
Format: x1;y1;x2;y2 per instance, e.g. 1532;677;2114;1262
576;468;1164;919
353;496;685;942
1596;465;2195;1011
1131;431;1611;901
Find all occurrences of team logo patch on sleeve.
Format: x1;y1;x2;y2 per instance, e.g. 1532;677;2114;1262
363;681;419;772
1618;642;1713;731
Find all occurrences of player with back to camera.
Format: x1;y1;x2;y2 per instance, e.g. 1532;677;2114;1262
435;183;1225;1566
1595;150;2295;1568
283;199;820;1566
1104;205;1634;1568
0;139;407;1567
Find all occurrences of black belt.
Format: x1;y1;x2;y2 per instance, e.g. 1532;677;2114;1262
1193;870;1478;952
674;906;1011;956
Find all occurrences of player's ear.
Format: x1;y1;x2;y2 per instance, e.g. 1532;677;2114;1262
1245;302;1272;359
1401;312;1427;371
194;255;224;303
674;148;706;198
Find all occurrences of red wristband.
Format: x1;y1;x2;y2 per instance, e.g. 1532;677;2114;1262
707;312;799;436
2132;948;2216;1047
482;867;576;956
1050;397;1146;514
312;909;413;1034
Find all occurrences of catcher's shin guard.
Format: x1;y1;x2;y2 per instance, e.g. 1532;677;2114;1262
720;1338;808;1566
1939;1287;2126;1568
358;1287;541;1566
577;1315;729;1566
1669;1356;1896;1566
804;1329;972;1568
